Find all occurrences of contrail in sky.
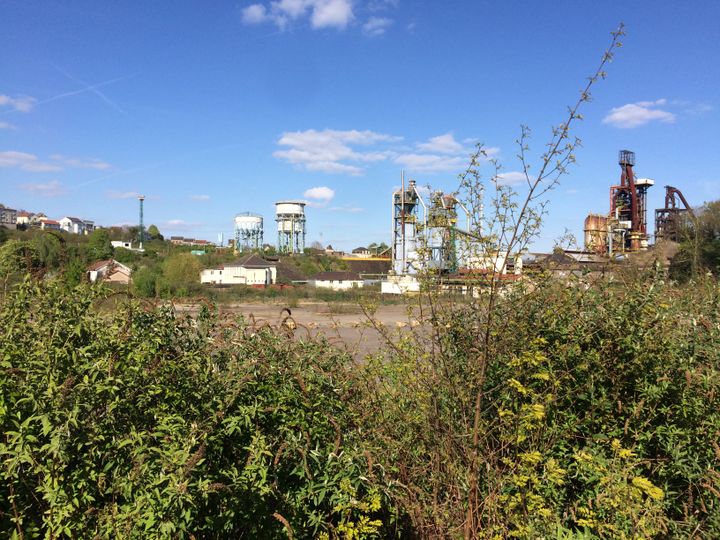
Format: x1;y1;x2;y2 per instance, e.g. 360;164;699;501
51;64;132;116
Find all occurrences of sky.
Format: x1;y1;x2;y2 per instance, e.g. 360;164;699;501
1;0;719;251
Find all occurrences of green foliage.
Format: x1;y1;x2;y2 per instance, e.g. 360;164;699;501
146;224;163;241
132;266;160;297
63;259;86;287
160;252;203;296
357;276;720;537
87;228;113;261
0;279;397;538
670;199;720;281
32;232;63;269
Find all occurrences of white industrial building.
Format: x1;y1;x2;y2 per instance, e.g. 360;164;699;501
309;271;364;291
200;254;277;286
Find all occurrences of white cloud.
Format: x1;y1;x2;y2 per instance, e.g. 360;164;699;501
242;0;353;30
362;16;392;36
0;122;15;129
496;171;527;185
311;0;353;28
191;194;211;201
242;4;269;23
163;219;203;232
304;186;335;201
394;153;467;173
602;99;676;129
19;179;66;197
416;133;464;154
274;128;400;175
0;94;36;113
50;154;112;170
0;151;62;172
273;128;493;176
107;190;141;199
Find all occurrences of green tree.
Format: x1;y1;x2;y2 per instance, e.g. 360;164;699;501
670;199;720;280
146;224;163;241
161;252;202;295
32;233;63;270
132;266;160;297
63;259;86;286
87;228;113;261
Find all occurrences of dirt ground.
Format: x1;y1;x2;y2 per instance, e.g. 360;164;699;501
173;301;422;359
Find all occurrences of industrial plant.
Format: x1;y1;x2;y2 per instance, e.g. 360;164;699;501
584;150;694;255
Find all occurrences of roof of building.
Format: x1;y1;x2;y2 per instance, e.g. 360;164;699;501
225;253;276;269
63;216;85;223
352;246;368;253
344;259;391;275
312;271;361;281
86;259;131;274
42;219;60;225
276;261;307;282
17;211;32;217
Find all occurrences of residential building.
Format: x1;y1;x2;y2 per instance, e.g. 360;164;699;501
16;211;32;227
0;204;18;230
40;219;61;231
59;216;88;235
29;213;47;227
87;259;132;284
111;241;133;249
309;271;364;290
200;254;276;286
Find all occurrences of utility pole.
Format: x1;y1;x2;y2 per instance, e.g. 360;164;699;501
138;195;145;249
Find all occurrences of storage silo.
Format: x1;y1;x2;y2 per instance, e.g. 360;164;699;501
234;212;264;251
275;201;306;254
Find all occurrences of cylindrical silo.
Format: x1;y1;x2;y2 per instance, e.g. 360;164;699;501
234;212;264;251
584;213;608;254
275;201;306;254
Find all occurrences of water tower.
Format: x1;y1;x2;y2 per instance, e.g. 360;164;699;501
275;201;306;254
234;212;263;251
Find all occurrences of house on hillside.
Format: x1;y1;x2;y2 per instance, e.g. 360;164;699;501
16;211;32;227
87;260;132;284
200;254;276;286
308;271;364;290
351;247;371;258
0;204;17;230
59;217;88;235
40;219;61;231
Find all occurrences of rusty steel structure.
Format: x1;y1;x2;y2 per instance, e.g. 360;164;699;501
583;213;609;254
609;150;653;251
655;185;695;242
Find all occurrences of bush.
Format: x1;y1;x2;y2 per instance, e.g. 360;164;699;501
355;274;720;537
0;279;398;538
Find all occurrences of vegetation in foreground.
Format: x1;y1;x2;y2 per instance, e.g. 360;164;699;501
1;273;719;538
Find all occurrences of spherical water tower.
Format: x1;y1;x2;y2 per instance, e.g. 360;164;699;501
234;212;264;251
275;201;306;254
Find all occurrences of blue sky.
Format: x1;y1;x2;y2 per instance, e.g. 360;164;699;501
1;0;718;251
